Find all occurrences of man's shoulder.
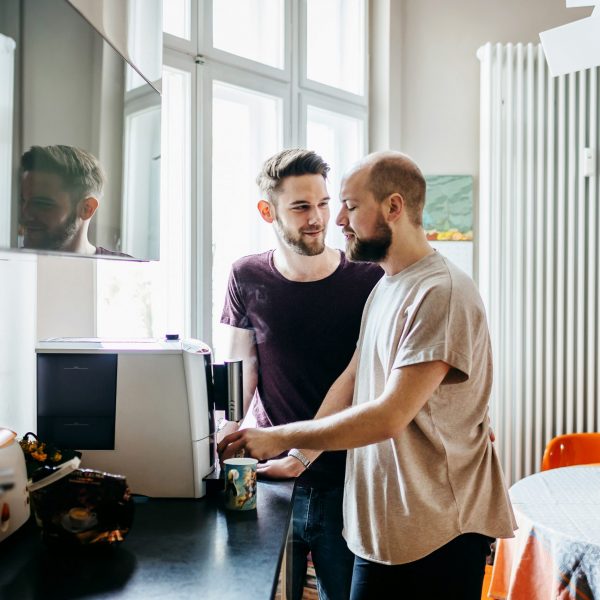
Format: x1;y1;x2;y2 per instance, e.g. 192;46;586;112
435;254;479;296
231;250;272;275
409;253;483;310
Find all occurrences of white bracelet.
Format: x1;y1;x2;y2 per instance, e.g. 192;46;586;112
288;449;311;469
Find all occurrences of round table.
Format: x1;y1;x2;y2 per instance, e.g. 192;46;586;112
489;465;600;599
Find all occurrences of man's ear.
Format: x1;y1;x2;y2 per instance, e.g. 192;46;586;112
257;199;275;224
386;193;404;223
78;197;99;221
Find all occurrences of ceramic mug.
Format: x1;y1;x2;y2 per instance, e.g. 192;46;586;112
223;458;258;511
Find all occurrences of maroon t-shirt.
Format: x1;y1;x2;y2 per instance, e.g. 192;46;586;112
221;250;383;487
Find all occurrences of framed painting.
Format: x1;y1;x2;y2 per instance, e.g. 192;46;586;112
424;175;473;241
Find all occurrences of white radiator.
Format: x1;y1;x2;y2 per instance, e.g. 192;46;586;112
478;43;600;485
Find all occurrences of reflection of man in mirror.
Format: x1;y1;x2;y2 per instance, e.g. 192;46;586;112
20;145;128;256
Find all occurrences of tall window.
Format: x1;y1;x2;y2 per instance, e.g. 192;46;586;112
96;61;191;339
98;0;368;353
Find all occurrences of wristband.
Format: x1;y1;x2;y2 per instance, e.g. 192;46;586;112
288;449;311;469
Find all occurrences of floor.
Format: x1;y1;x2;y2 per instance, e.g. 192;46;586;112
274;556;317;600
302;559;318;599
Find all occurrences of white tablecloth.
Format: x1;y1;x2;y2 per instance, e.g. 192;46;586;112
489;466;600;599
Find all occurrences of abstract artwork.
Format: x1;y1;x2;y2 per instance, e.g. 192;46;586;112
423;175;473;241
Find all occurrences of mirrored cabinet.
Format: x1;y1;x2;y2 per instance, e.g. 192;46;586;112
0;0;162;261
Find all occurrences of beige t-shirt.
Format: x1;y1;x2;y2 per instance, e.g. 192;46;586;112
343;251;516;565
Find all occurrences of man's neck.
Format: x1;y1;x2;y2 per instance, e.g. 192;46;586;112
273;244;341;282
380;229;434;276
63;229;96;255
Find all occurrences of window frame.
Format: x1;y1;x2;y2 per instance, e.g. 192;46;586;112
200;0;293;82
299;0;369;105
162;51;195;337
166;0;369;347
298;90;368;148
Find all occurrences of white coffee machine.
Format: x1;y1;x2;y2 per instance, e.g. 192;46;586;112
35;338;241;498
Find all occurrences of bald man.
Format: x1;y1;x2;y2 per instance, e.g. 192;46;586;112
219;151;516;599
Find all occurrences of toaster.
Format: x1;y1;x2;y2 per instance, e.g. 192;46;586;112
0;428;30;542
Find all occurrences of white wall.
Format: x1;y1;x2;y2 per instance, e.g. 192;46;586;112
394;0;590;173
0;252;37;435
37;255;96;339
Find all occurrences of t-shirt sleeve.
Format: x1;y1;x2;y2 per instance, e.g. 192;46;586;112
391;283;474;382
220;267;252;330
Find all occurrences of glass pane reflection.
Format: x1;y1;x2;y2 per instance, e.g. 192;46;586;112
213;0;284;69
97;66;190;338
211;80;282;355
306;0;365;95
163;0;191;40
307;105;365;249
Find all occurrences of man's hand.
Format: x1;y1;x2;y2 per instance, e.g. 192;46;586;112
257;456;306;480
216;419;240;444
217;427;288;462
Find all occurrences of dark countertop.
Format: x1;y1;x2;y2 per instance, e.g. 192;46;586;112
0;480;295;600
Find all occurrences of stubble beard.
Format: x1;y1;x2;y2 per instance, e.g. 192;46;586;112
25;209;79;251
275;217;326;257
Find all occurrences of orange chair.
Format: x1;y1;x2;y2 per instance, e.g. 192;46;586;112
541;432;600;471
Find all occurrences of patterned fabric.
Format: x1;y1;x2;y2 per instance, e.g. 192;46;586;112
490;466;600;599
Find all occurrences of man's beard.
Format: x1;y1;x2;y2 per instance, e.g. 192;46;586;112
24;209;79;251
345;218;392;262
274;216;326;256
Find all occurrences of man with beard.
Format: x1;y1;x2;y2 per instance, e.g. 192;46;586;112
219;151;516;600
220;148;382;600
19;145;126;256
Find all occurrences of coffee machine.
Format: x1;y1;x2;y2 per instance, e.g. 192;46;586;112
35;338;242;498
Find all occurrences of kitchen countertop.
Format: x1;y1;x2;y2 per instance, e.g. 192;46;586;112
0;479;295;600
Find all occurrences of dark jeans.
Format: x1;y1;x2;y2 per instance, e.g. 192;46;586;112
287;485;354;600
350;533;493;600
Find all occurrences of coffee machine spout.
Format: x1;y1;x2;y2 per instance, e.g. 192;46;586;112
212;359;243;423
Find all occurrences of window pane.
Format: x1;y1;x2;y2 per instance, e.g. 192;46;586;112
307;105;365;249
213;0;284;69
212;81;282;356
126;0;163;89
97;65;191;339
306;0;365;95
126;62;147;93
122;103;161;259
163;0;191;40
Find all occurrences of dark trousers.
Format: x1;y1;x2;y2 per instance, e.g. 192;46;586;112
350;533;493;600
287;485;354;600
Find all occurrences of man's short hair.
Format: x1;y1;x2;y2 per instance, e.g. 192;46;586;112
20;145;106;205
364;153;426;227
256;148;330;203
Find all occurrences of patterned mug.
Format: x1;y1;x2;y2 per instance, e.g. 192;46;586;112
223;458;258;511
